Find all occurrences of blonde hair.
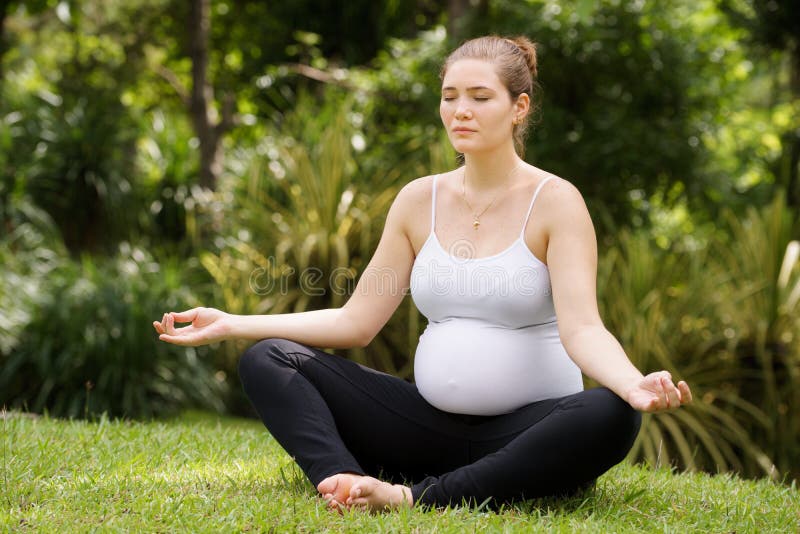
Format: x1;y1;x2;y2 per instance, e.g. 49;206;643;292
441;35;540;157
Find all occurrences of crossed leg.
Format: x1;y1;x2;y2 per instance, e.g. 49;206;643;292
238;338;641;510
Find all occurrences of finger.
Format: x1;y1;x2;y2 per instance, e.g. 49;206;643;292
661;377;680;409
678;381;693;404
171;308;200;323
663;378;681;409
647;372;663;392
152;321;165;334
167;313;176;335
655;377;667;409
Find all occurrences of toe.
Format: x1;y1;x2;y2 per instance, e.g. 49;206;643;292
317;476;337;495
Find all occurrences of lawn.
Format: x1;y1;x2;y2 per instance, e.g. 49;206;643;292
2;411;798;532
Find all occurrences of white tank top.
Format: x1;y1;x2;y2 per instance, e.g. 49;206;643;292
409;173;583;415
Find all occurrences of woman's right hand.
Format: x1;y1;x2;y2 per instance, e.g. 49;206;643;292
153;307;232;347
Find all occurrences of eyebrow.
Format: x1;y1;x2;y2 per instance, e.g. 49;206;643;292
441;85;496;92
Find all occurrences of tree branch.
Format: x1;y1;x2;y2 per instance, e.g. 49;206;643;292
154;64;190;107
284;62;355;89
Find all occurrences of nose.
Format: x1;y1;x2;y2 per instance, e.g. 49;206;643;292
454;100;472;120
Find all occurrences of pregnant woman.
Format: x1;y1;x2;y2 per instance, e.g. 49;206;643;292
154;35;692;511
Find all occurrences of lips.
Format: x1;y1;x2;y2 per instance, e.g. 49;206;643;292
452;127;476;133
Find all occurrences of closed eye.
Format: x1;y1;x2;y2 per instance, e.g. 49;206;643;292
441;96;489;102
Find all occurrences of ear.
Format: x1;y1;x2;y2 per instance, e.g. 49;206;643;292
513;93;530;119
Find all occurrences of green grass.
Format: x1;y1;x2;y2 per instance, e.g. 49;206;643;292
2;411;797;533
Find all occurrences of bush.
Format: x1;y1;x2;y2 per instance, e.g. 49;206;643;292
597;228;772;477
0;244;226;419
712;191;800;480
197;93;450;391
0;196;66;357
598;192;800;480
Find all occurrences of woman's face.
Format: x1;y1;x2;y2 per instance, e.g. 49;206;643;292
440;59;524;155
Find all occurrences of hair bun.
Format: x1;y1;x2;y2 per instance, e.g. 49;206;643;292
509;36;538;79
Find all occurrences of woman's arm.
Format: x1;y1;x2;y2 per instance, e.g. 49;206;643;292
155;307;373;349
541;178;692;412
154;181;421;349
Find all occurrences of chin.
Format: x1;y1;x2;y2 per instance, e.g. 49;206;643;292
453;145;487;156
450;140;478;154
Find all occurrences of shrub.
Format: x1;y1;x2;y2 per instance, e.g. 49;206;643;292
597;229;773;477
0;196;66;357
198;93;450;392
598;193;800;480
712;191;800;480
0;244;226;419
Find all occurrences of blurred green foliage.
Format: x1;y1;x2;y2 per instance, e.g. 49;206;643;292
0;204;225;418
194;93;451;412
1;0;798;481
0;197;66;356
597;194;800;480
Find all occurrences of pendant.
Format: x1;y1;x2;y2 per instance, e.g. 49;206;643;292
473;219;480;230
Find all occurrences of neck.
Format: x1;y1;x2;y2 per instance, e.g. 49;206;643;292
462;145;523;192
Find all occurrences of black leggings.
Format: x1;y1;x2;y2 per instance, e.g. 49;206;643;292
238;338;641;508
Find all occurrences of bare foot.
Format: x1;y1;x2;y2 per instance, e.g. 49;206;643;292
346;476;412;512
317;473;362;511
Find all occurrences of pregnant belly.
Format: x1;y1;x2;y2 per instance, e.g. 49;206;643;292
413;318;583;416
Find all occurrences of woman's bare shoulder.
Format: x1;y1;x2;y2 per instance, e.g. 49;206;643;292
393;171;453;211
398;172;453;196
390;173;453;250
530;171;594;240
522;168;591;234
533;171;587;210
529;167;577;194
399;174;434;195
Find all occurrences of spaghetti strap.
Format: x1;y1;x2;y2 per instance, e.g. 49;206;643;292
430;174;438;235
520;175;554;237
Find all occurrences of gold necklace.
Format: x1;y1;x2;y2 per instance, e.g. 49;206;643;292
461;162;522;230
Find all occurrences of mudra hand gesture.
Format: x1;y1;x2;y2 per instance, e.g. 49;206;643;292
152;307;230;346
626;371;692;413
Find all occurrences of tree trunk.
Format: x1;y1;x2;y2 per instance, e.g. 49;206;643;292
447;0;469;42
0;1;10;83
446;0;489;43
188;0;231;191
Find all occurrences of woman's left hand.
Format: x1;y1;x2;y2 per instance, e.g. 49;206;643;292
626;371;693;413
